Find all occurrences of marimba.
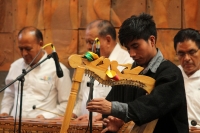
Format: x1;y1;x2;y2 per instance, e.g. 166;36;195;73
1;117;199;133
68;121;102;133
190;127;200;133
0;117;102;133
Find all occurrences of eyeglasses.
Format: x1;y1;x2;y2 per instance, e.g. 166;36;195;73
177;49;199;58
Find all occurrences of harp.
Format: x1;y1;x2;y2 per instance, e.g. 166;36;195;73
60;54;157;133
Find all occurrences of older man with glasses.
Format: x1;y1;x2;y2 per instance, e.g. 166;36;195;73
174;28;200;128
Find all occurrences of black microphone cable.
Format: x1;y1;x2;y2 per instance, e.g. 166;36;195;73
25;48;44;70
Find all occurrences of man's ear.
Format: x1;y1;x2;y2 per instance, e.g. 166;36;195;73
149;35;156;47
106;35;112;43
39;40;43;47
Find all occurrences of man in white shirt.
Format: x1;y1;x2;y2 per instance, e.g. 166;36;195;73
0;26;72;119
174;28;200;127
72;19;133;120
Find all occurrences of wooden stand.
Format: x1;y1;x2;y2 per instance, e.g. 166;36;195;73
60;67;85;133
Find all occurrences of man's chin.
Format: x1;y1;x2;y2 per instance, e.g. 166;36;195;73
184;68;195;76
135;61;146;67
24;60;32;66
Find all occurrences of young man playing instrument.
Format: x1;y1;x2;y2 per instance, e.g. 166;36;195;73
86;13;189;133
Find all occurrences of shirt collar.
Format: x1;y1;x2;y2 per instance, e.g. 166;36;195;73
38;51;48;67
179;65;200;79
133;48;164;74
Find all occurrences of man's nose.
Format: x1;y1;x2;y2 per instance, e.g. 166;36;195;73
183;54;191;61
21;49;28;56
129;49;136;57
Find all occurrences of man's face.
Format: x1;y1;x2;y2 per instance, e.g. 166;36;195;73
125;36;155;67
18;32;43;66
85;27;110;57
176;40;200;76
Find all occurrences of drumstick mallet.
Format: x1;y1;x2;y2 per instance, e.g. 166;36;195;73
32;105;64;117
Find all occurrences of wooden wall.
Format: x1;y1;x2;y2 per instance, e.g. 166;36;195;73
0;0;200;71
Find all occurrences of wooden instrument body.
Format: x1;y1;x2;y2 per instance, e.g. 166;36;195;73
0;118;61;132
117;119;158;133
60;54;157;133
0;118;102;133
68;121;102;133
189;127;200;133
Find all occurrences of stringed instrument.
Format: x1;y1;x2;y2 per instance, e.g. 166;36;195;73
60;54;157;133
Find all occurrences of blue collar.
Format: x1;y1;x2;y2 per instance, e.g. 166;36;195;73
133;48;164;74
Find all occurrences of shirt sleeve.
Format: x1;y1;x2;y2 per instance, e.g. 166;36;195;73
0;68;15;114
111;101;131;122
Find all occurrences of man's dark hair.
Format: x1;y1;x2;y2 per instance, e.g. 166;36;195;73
118;13;157;46
87;19;116;40
18;26;43;42
173;28;200;50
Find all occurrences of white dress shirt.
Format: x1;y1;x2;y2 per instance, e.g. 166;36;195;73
73;43;134;116
0;52;72;118
179;65;200;127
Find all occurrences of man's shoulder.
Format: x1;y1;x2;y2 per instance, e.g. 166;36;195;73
11;58;24;67
157;60;181;73
59;62;67;69
160;60;178;67
45;58;70;76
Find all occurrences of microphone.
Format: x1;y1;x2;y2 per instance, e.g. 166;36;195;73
191;120;200;126
51;44;63;78
95;38;100;57
32;105;63;117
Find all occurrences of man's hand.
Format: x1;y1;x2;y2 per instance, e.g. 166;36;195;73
101;116;125;133
74;114;89;121
0;113;9;117
94;113;102;122
74;113;102;122
86;98;111;115
71;113;78;120
36;114;45;119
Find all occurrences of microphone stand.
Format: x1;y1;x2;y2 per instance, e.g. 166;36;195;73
87;77;95;133
86;38;100;133
0;53;53;133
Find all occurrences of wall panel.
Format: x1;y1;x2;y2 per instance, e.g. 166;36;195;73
147;0;181;28
183;0;200;30
0;33;14;71
157;30;179;65
111;0;146;27
0;0;200;71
